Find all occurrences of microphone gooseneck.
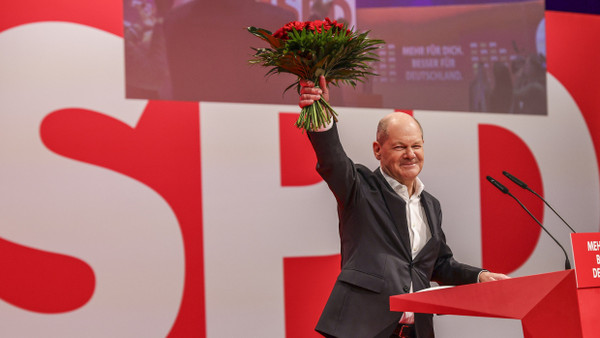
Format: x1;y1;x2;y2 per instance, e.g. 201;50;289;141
502;171;577;233
486;176;572;270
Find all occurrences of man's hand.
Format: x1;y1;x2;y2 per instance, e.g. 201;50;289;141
479;271;510;283
299;75;329;108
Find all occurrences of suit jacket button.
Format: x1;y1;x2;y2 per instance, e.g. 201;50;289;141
403;286;410;293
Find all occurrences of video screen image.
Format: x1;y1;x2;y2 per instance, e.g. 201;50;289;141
124;0;546;115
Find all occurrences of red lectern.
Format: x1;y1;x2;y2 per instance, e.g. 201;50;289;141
390;269;600;337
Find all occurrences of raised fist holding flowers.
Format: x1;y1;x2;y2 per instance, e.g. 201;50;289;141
299;75;329;109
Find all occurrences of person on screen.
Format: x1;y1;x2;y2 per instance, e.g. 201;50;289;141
489;61;514;114
511;55;547;115
299;76;509;338
469;62;490;112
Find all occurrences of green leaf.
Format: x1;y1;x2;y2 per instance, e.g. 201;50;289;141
248;26;282;49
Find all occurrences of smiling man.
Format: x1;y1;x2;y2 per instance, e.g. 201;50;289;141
373;113;424;197
299;76;508;338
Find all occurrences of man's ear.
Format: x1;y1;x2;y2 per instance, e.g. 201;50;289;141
373;141;381;160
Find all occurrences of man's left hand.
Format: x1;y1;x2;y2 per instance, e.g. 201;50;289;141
479;271;510;282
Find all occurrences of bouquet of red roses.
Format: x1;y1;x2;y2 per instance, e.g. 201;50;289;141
248;18;385;131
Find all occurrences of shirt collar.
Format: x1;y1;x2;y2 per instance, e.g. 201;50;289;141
379;167;424;201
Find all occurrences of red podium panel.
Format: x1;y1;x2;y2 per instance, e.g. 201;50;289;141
578;287;600;337
571;232;600;288
390;270;599;337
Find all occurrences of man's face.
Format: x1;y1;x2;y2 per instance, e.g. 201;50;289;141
373;118;424;188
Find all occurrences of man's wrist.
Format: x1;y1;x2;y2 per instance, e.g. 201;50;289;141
314;119;334;132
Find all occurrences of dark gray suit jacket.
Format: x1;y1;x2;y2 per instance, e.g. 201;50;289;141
309;124;482;338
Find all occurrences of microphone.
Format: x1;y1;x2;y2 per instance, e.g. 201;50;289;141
502;171;576;233
485;176;572;270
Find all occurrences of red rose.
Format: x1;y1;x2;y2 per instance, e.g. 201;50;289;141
312;20;324;33
291;21;305;31
273;27;287;39
274;20;310;40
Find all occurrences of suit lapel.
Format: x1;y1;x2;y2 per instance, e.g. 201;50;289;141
419;192;439;237
375;169;412;258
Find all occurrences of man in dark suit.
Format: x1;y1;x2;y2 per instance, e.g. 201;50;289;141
299;76;508;338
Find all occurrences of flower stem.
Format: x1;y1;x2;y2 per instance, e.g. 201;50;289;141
295;95;338;132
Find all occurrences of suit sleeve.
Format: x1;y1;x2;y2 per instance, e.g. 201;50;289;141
307;123;361;209
430;203;483;285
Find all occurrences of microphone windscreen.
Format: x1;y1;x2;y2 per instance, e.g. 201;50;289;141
486;176;509;194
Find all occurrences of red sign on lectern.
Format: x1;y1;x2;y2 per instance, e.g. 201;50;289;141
571;232;600;289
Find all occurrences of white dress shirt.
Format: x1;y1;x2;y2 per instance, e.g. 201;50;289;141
380;169;431;324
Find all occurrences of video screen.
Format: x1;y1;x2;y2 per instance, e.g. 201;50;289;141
124;0;546;114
